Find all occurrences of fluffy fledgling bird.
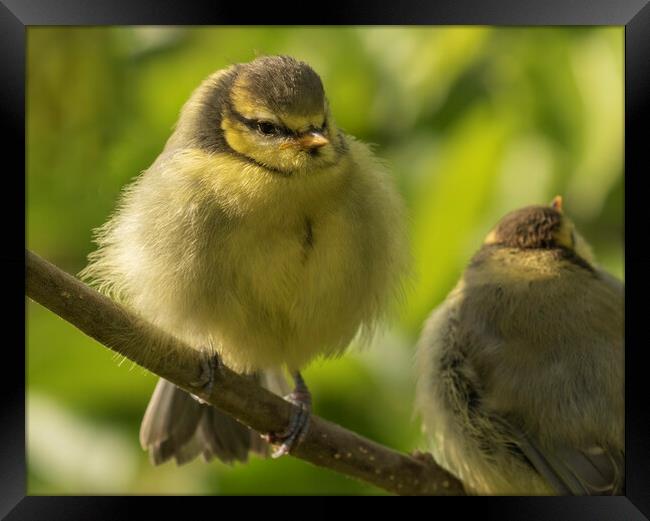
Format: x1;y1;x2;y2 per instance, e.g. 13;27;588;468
81;55;408;463
415;197;624;495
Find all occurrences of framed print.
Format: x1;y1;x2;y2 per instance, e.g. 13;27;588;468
4;0;649;517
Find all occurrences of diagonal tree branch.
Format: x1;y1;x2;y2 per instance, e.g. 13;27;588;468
25;249;465;496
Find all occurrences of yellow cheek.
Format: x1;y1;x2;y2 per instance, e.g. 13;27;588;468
222;124;290;165
222;116;297;160
553;224;574;249
222;117;256;157
483;229;498;245
555;221;596;265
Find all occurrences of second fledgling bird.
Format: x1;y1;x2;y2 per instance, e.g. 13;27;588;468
415;197;623;495
81;55;408;463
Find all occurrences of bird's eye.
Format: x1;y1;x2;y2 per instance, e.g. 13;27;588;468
256;121;277;135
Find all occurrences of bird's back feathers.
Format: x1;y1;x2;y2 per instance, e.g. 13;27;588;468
416;248;624;495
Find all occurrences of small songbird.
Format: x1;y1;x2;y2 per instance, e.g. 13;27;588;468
81;55;408;463
415;197;624;495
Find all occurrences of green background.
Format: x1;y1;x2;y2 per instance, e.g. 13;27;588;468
27;26;624;495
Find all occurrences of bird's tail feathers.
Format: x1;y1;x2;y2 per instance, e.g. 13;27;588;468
139;369;289;466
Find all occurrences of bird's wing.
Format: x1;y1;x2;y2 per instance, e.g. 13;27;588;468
514;267;624;494
460;263;624;495
507;423;624;495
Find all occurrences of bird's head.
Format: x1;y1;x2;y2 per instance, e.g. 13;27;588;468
187;55;344;176
483;196;595;266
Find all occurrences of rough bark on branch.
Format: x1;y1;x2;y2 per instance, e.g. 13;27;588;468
25;249;465;496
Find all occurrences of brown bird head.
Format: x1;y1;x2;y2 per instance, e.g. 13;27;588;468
482;196;595;267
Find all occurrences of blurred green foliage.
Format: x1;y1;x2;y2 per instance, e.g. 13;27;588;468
26;26;623;495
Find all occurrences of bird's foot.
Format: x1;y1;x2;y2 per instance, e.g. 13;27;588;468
263;372;312;458
264;397;311;459
189;348;221;405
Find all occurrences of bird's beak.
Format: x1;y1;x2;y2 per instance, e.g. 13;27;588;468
296;131;330;150
551;195;563;212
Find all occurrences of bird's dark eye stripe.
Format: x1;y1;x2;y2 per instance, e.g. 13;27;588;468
230;109;290;137
307;123;327;133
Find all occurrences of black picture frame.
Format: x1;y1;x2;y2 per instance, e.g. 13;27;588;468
5;0;649;517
